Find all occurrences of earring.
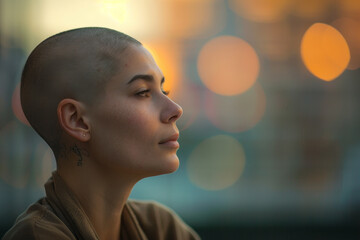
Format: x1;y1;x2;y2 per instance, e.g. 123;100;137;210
82;132;86;137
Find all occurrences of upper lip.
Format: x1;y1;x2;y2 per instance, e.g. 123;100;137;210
159;133;179;144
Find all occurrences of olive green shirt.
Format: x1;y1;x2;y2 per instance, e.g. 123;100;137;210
3;172;200;240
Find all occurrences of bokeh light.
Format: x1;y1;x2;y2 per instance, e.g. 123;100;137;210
301;23;350;81
11;83;30;126
205;83;266;133
197;36;260;96
143;42;183;99
229;0;290;23
187;135;245;191
332;17;360;70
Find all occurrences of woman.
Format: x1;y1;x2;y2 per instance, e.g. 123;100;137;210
3;27;200;240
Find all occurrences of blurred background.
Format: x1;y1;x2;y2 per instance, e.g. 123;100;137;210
1;0;360;239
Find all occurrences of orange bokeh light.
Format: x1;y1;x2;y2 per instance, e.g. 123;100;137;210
11;83;30;126
301;23;350;81
143;42;183;99
205;83;266;133
197;36;260;96
229;0;290;23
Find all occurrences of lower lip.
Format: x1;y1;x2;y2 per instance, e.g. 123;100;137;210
159;141;180;148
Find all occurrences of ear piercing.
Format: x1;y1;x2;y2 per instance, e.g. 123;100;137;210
82;133;86;137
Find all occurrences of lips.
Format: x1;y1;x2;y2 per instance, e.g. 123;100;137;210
159;133;180;148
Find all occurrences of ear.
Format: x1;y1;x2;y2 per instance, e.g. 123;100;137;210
57;99;91;142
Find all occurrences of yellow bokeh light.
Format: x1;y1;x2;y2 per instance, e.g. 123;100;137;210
187;135;245;191
300;23;350;81
11;83;30;126
197;36;260;96
332;18;360;70
229;0;290;23
205;83;266;133
143;42;183;99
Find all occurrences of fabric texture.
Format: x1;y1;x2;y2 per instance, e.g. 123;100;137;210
3;172;200;240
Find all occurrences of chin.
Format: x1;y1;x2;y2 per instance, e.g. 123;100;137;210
153;155;180;176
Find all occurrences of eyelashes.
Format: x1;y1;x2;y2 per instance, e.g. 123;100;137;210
136;89;170;97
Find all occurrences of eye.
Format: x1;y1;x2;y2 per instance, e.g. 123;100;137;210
136;89;150;97
162;90;170;96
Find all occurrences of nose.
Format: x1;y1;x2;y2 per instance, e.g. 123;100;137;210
161;97;183;123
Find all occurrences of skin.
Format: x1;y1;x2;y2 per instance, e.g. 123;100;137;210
56;44;183;240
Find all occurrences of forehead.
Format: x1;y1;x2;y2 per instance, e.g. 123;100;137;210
109;44;163;87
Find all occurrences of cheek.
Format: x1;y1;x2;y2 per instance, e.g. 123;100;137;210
90;102;158;158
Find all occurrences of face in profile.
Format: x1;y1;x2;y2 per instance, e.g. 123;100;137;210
85;44;183;178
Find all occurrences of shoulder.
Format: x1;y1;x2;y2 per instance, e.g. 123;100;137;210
127;199;201;240
3;199;74;240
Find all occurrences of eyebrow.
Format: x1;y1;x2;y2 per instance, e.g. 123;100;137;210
127;74;165;85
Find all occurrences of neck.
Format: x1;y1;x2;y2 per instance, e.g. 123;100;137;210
57;155;140;240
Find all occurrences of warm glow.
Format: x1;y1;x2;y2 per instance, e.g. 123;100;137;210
197;36;260;96
205;83;266;133
161;0;224;39
24;0;164;51
143;42;183;99
229;0;290;23
98;0;128;23
332;18;360;70
338;0;360;17
291;0;329;19
301;23;350;81
11;83;30;126
187;135;245;191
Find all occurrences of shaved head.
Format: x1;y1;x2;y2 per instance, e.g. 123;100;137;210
21;27;141;157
